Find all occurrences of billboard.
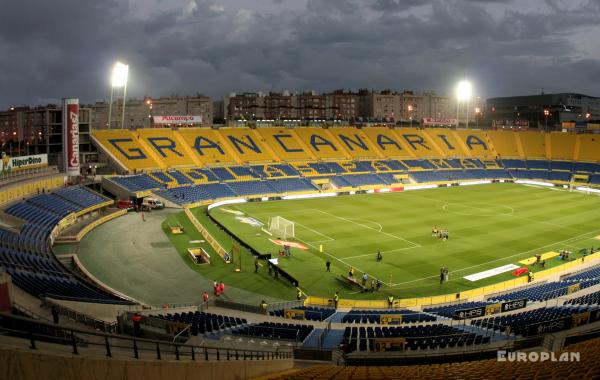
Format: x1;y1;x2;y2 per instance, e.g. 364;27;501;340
422;117;457;126
1;154;48;174
153;115;203;124
62;98;80;176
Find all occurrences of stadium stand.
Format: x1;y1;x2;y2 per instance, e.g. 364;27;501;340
327;128;382;159
150;311;247;335
424;301;491;319
92;129;162;171
486;130;520;157
519;132;548;158
454;130;494;158
270;306;335;321
341;324;490;352
233;322;314;342
341;309;436;324
361;127;414;158
550;132;578;160
472;306;599;336
1;186;132;304
265;335;600;379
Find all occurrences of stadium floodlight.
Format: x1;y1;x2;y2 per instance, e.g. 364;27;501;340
455;80;473;128
107;62;130;129
111;62;129;87
456;80;472;102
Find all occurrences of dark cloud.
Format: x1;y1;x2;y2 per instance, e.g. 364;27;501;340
0;0;599;109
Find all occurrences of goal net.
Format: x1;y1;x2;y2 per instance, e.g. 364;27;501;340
268;216;295;239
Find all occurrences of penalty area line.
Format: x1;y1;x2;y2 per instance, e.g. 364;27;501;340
311;209;421;248
236;207;373;281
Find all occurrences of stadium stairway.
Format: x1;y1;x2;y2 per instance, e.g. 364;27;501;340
327;311;349;323
301;329;323;348
321;329;346;349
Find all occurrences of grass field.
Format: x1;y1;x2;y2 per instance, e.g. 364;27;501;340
202;183;600;300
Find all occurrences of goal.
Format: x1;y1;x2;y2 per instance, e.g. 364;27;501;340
268;216;295;239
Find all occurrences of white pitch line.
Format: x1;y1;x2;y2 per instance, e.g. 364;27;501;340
410;192;585;232
343;245;419;260
311;209;421;248
235;207;371;278
293;220;335;242
387;227;600;287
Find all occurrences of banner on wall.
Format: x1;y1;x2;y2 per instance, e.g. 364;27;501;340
153;115;203;124
62;98;80;176
1;154;48;174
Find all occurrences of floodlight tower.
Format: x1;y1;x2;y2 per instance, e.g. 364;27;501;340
108;62;129;129
456;80;473;128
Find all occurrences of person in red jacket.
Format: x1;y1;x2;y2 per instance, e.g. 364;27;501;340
202;291;209;303
218;282;225;294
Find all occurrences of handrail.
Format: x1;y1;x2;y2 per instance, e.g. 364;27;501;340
42;297;118;333
0;313;294;361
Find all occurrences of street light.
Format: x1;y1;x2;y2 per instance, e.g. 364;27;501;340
456;80;473;128
108;62;129;129
407;104;414;128
543;109;550;132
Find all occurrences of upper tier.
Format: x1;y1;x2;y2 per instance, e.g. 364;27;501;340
92;127;600;172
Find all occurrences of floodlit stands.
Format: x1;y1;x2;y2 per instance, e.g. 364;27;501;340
550;132;577;160
269;335;600;379
577;135;600;162
270;307;335;321
342;309;436;324
489;279;600;302
486;130;520;157
518;132;547;158
92;129;162;171
342;324;489;352
152;311;247;335
1;187;132;304
233;322;314;341
424;301;491;319
110;175;162;192
472;306;598;336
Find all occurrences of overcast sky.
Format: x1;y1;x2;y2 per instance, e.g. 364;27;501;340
1;0;599;108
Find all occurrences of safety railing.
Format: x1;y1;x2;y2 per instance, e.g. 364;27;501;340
0;313;293;361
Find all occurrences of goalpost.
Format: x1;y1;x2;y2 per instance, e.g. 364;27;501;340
268;216;295;239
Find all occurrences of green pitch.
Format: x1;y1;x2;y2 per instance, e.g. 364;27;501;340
198;183;600;300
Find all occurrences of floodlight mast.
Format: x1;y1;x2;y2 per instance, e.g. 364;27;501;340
455;80;473;128
107;62;129;129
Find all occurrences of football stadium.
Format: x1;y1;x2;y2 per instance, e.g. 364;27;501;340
3;123;600;379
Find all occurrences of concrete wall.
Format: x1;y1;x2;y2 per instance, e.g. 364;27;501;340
0;347;294;380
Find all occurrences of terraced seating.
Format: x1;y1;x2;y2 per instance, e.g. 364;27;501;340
110;175;162;192
342;309;436;324
565;289;600;306
266;178;317;193
488;279;600;302
168;170;193;185
1;187;133;304
232;322;314;341
270;336;600;379
270;307;335;321
342;324;489;352
424;301;491;319
151;311;246;335
226;180;277;196
156;183;237;204
54;186;109;208
472;306;598;336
